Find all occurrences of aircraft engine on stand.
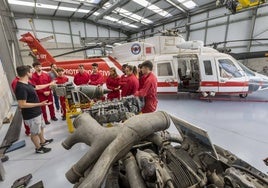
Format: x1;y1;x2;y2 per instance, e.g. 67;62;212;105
53;82;144;129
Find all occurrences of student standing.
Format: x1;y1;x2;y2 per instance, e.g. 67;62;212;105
31;62;58;124
11;75;31;136
55;68;69;120
74;64;90;85
106;67;120;100
88;63;104;86
135;61;158;113
48;63;60;111
15;65;54;154
120;65;139;97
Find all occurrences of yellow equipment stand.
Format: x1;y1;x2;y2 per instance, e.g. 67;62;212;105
65;99;92;133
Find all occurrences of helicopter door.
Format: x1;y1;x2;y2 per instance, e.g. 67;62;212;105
199;57;219;93
177;57;200;92
156;61;177;93
216;58;247;93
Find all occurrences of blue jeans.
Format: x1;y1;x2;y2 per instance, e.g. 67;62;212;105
53;92;60;110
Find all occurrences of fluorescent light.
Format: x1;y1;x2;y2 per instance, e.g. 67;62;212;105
79;0;101;4
104;16;118;22
8;0;34;7
9;0;79;11
115;8;153;24
183;1;197;9
36;3;57;10
77;9;89;13
103;2;152;25
176;0;197;9
93;12;99;16
135;0;172;17
58;6;77;12
103;16;139;28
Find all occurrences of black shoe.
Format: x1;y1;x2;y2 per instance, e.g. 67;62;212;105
40;139;54;146
35;146;51;154
51;117;58;121
62;116;66;121
45;121;50;125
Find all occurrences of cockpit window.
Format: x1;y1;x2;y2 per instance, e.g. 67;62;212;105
157;62;173;76
218;59;242;78
237;61;255;76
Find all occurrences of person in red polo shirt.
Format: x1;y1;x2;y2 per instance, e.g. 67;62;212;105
106;67;120;100
120;65;139;97
55;68;69;120
74;64;90;85
31;62;58;124
135;60;158;113
88;63;104;86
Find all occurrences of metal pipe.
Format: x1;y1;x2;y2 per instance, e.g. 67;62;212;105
62;113;121;183
123;152;147;188
78;111;170;188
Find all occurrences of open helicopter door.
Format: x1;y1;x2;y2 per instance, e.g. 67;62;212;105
198;56;219;94
215;58;247;94
176;55;201;93
155;59;178;94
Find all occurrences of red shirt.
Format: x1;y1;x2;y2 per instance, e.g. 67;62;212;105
74;72;90;85
56;76;69;84
120;74;139;97
89;72;104;85
135;72;158;113
31;71;52;95
11;76;19;92
139;74;146;90
106;75;120;100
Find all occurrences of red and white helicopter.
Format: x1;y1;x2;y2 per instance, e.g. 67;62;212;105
19;31;268;98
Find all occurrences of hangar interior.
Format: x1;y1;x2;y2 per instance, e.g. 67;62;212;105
0;0;268;187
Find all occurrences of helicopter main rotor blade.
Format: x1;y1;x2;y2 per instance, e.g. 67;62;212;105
205;38;268;48
229;51;268;60
53;45;101;58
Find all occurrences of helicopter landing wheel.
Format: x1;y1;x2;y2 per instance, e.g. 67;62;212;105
239;93;248;98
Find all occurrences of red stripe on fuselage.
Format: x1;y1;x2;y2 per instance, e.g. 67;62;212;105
54;58;111;80
158;82;178;87
200;81;248;87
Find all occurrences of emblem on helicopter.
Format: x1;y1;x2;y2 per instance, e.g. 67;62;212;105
131;43;141;55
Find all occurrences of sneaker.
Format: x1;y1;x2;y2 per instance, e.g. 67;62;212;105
35;146;51;154
40;139;54;146
45;121;50;125
62;116;66;121
51;117;58;121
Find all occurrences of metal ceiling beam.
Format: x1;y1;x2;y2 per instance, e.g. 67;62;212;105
53;2;61;17
50;0;98;7
166;0;188;14
94;0;129;22
69;3;83;19
82;0;109;19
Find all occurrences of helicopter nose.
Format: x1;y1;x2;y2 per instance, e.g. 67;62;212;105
248;77;268;92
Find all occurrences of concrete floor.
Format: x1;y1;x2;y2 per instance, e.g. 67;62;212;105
0;90;268;187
